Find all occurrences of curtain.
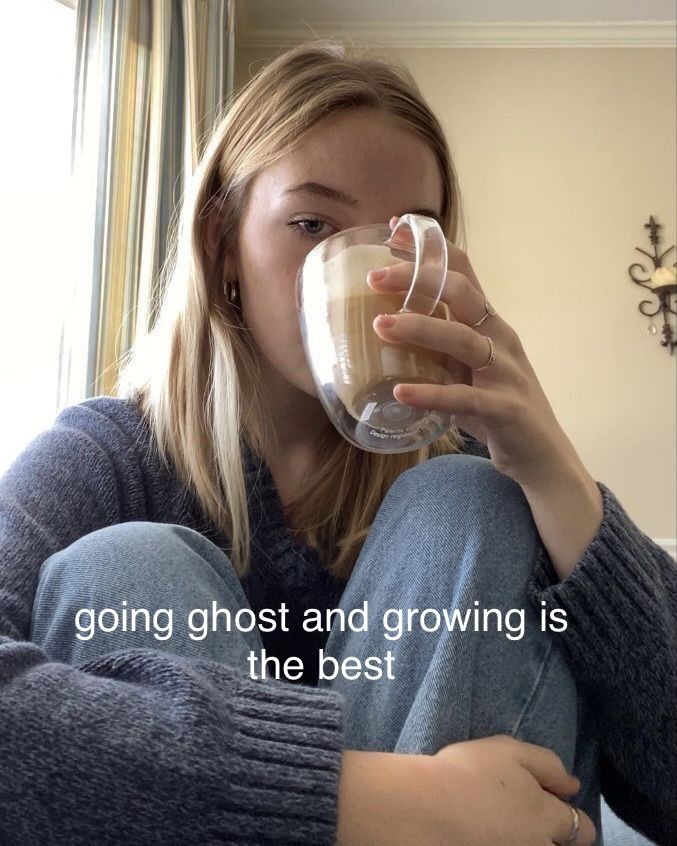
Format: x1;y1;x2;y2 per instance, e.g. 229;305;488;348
58;0;236;402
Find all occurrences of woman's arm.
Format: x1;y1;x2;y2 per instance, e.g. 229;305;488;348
459;429;605;582
518;444;603;580
0;401;344;844
461;431;677;845
527;480;676;845
337;738;593;846
370;232;675;841
1;639;344;845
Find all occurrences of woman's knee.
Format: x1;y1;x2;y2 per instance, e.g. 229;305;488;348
31;521;259;665
37;521;235;598
391;454;536;543
396;453;525;511
33;521;251;639
371;453;541;596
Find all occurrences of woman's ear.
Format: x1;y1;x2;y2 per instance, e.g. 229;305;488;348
204;208;222;265
203;208;238;285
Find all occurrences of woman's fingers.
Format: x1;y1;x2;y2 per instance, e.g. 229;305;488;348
367;262;489;328
517;745;598;841
372;311;499;373
573;807;597;846
543;793;596;846
427;736;600;846
509;738;579;798
387;214;486;294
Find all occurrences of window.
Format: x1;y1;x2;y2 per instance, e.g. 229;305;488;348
0;0;79;474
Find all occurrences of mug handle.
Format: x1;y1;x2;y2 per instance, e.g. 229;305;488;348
385;213;448;317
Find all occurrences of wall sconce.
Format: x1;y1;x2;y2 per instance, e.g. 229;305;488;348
628;216;676;355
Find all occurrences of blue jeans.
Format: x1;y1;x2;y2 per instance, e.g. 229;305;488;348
29;454;647;845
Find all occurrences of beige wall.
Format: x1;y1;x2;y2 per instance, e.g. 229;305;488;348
235;45;677;543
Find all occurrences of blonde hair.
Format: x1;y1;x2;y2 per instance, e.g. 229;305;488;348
117;39;469;582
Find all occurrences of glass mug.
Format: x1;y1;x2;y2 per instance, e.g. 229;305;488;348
296;213;467;453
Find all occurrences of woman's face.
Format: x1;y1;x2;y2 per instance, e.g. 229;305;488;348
233;106;444;398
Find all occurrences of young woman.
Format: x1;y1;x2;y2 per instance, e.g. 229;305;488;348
0;41;674;846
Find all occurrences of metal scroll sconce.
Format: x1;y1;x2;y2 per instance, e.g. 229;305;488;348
628;216;677;355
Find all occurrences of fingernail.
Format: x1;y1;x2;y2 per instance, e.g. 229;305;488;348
375;314;395;328
368;268;387;282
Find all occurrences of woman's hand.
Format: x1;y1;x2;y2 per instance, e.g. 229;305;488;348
369;216;605;579
368;216;579;490
337;734;596;846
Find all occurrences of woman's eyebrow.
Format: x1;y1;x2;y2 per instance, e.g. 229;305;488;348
283;181;442;226
283;182;358;206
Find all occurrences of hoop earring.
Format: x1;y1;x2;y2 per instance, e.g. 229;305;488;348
225;279;240;306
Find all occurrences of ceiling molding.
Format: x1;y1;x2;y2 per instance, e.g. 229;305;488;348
235;20;677;49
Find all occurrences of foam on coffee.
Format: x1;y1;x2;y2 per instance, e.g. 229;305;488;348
321;244;406;301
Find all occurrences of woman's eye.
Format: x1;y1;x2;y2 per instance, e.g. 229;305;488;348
288;218;334;239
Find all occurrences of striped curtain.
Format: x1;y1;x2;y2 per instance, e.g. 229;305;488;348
59;0;236;402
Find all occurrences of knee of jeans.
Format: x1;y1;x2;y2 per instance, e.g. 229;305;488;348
37;521;214;595
389;454;539;578
396;454;527;514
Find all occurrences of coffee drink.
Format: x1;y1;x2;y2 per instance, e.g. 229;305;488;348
298;215;462;452
317;244;455;426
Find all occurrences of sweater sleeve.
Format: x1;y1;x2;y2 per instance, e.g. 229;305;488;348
527;482;677;846
0;404;345;845
459;433;676;845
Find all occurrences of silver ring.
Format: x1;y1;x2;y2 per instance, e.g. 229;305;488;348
564;804;580;844
471;298;496;328
472;336;496;372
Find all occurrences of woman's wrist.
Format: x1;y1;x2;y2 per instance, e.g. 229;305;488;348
520;455;603;581
336;748;437;846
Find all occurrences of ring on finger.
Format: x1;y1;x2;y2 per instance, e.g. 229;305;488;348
564;804;581;844
471;297;497;327
472;336;496;372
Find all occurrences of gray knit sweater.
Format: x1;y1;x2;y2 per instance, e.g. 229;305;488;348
0;396;674;845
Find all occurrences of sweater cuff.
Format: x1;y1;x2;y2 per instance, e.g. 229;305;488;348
526;480;673;695
194;657;345;844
